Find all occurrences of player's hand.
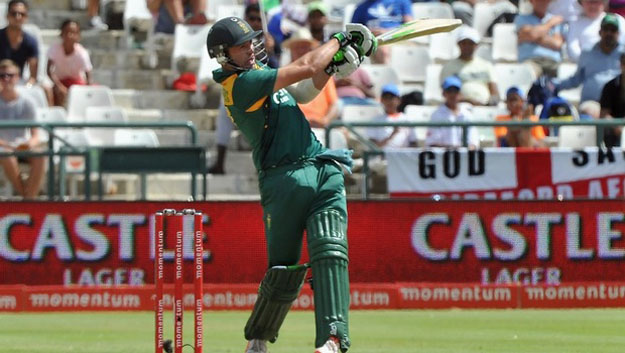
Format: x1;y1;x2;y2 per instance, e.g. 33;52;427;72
346;23;377;57
331;31;352;48
325;43;361;79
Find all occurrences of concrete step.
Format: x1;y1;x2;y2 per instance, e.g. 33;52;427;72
92;68;169;89
30;0;72;11
30;9;91;30
125;108;217;132
91;49;172;71
112;89;193;110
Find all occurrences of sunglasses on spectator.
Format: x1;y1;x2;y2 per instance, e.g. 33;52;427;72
0;73;17;79
9;10;27;17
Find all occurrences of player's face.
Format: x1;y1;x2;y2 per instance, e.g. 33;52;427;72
228;40;255;69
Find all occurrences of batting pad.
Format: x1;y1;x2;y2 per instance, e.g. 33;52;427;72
307;210;351;352
244;264;308;342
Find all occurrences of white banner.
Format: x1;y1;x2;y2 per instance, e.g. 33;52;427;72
551;147;625;184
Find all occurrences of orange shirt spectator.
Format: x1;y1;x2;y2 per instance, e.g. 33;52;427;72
494;87;546;147
298;78;339;128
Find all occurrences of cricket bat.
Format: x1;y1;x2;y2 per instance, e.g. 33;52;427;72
376;18;463;46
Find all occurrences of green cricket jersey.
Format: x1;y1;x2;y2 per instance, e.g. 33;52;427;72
213;64;324;172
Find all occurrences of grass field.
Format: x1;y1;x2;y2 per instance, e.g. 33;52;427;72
1;309;624;353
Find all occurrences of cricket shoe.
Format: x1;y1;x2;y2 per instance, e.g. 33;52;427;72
245;339;268;353
314;336;340;353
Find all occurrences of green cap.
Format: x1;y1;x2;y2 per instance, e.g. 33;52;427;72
206;17;262;53
601;13;619;29
307;1;328;15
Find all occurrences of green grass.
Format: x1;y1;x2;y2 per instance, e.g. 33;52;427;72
1;309;624;353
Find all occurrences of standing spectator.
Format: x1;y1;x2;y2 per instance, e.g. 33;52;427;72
47;20;93;106
425;76;479;148
307;1;329;43
599;52;625;146
0;0;38;85
147;0;207;34
567;0;625;62
351;0;413;63
494;86;546;147
440;25;499;106
87;0;108;30
556;13;623;102
335;67;377;106
515;0;565;77
0;59;45;199
368;84;417;148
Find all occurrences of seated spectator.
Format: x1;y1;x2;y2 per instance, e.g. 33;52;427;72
515;0;565;77
47;20;93;106
307;1;329;43
548;0;582;22
351;0;413;63
335;68;377;106
556;13;623;102
425;76;479;148
0;0;38;85
539;95;576;136
147;0;207;35
0;59;45;199
87;0;108;30
566;0;625;62
368;84;417;148
599;52;625;146
494;86;546;147
579;100;601;119
440;26;499;106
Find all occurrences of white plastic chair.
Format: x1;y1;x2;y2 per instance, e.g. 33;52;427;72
494;63;536;99
403;104;437;143
171;24;212;74
342;104;385;139
16;85;48;108
423;64;443;105
429;31;460;62
191;48;222;108
557;62;581;105
114;129;160;147
390;45;430;83
217;4;244;20
343;3;356;27
205;0;237;21
473;1;518;37
469;105;504;146
35;106;67;143
85;106;128;146
558;126;597;148
66;85;115;122
412;2;454;19
360;64;401;98
492;23;518;62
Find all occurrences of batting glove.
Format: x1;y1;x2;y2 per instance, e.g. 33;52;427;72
325;43;361;79
346;23;377;57
331;31;352;48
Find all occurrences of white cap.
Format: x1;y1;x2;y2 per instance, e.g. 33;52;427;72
456;25;480;43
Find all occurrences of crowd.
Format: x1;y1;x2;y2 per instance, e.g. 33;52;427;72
1;0;625;198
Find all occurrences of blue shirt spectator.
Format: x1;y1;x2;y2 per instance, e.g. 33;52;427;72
515;12;565;63
351;0;413;30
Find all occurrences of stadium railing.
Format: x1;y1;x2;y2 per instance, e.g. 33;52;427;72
325;119;625;199
0;121;199;200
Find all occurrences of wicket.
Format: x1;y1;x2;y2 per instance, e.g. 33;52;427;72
154;209;204;353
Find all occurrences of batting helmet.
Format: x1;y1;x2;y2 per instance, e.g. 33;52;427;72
206;17;263;66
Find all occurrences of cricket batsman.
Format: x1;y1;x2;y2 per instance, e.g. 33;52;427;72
206;16;376;353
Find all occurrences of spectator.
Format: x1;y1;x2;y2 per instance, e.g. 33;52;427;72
87;0;108;30
440;25;499;106
494;86;546;147
47;19;93;107
307;1;329;43
548;0;582;22
567;0;625;62
147;0;207;34
556;13;623;102
0;0;38;85
579;99;601;119
599;52;625;146
515;0;565;77
368;84;417;148
351;0;413;63
425;76;479;148
0;59;45;199
208;4;277;175
335;68;377;106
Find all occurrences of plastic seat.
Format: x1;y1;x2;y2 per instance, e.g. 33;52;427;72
474;1;518;37
67;85;115;121
35;106;67;143
557;62;581;105
85;106;128;146
403;104;437;144
411;2;454;19
558;126;597;148
342;104;385;139
390;45;430;83
494;63;536;99
114;129;160;147
429;31;460;62
360;64;401;98
206;0;236;21
171;24;212;74
191;48;222;107
217;4;244;20
423;64;443;105
468;105;504;146
17;84;48;108
492;23;518;62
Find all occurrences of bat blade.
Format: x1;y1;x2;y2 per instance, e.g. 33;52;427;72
377;19;462;46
